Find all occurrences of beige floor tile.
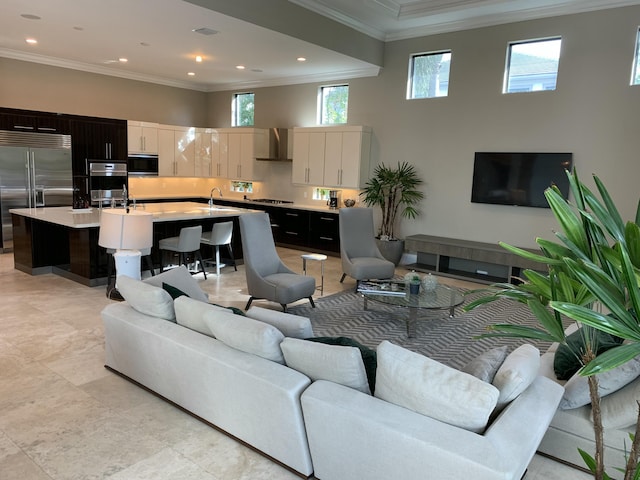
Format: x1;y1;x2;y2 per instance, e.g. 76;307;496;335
0;250;590;479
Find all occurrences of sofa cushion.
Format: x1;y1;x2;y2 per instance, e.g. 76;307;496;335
305;337;377;394
117;274;175;321
600;375;640;428
204;310;285;364
143;266;209;303
461;346;509;383
492;344;540;409
374;340;499;433
554;328;624;380
174;296;229;336
560;354;640;410
245;307;314;339
281;337;371;394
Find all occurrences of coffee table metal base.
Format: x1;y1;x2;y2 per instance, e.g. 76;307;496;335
361;285;463;338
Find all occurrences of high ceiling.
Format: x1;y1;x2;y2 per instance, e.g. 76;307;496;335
1;0;638;92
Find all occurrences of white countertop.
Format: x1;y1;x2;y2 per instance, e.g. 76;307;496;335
10;202;259;228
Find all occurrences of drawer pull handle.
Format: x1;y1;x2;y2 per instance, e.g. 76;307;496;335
286;213;299;217
319;236;333;241
320;217;334;221
285;231;298;235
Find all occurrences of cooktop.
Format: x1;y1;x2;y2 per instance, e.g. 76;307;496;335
250;198;294;204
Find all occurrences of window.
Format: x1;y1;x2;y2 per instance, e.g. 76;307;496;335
319;85;348;124
230;181;253;193
232;92;254;126
632;29;640;85
407;51;451;99
504;38;561;93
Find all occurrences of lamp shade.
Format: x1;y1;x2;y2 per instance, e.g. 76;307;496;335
98;209;153;250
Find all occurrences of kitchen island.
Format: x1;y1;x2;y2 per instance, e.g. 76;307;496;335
10;202;259;286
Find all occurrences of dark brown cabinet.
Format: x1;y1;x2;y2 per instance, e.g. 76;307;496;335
0;108;70;134
309;212;339;252
69;118;127;171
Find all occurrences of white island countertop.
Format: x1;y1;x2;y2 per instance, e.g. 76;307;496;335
10;202;260;228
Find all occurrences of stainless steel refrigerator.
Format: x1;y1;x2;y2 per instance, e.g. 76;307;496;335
0;130;72;251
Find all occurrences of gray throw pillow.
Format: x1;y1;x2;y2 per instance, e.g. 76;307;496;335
461;346;509;383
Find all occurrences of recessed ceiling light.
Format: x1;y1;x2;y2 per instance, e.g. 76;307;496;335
25;38;38;45
140;42;150;47
195;55;203;63
193;27;218;36
297;57;307;62
73;26;84;31
188;72;195;76
251;69;263;73
236;65;245;70
119;58;128;63
21;14;41;20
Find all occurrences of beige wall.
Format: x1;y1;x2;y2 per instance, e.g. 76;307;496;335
0;58;208;126
3;6;640;248
208;6;640;248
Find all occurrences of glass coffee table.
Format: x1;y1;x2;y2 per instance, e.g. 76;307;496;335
361;284;464;338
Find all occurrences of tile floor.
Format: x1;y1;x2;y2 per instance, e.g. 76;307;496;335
0;248;592;479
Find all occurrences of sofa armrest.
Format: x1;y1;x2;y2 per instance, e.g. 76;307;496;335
302;378;560;480
484;376;564;475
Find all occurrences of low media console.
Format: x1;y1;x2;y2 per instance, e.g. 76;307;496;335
404;234;542;284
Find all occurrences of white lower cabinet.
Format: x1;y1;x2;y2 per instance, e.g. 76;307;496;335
293;126;371;188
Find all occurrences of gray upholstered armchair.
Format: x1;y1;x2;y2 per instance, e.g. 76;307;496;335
339;207;395;286
239;212;316;312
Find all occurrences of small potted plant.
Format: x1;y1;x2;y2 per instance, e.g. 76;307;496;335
360;161;424;265
404;271;422;294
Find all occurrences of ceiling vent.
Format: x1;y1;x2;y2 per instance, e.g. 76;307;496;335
193;27;218;36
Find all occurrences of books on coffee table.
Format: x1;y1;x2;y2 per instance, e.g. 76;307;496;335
357;281;407;296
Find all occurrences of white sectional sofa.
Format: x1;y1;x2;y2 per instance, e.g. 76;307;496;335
101;267;564;479
538;332;640;472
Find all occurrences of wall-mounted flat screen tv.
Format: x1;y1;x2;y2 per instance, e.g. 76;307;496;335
471;152;573;208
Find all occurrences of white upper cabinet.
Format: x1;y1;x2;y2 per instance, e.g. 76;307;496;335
157;125;195;176
127;121;158;154
211;131;229;178
194;128;212;177
293;126;372;188
292;131;325;185
219;128;268;181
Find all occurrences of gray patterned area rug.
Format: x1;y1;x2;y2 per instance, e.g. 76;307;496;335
288;289;553;369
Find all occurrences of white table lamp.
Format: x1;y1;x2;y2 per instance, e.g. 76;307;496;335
99;209;153;283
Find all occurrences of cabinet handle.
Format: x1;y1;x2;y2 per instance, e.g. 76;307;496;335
319;236;334;241
14;125;35;130
286;213;299;217
38;127;56;132
320;216;334;221
285;231;298;236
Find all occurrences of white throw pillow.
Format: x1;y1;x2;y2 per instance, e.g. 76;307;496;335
117;274;175;321
375;340;499;433
245;307;314;339
203;310;285;364
461;346;509;383
560;355;640;410
492;344;540;409
280;338;370;394
143;265;209;303
174;296;228;336
599;375;640;428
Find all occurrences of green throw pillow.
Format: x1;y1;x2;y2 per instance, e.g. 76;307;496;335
163;282;188;300
306;336;377;394
211;303;246;316
554;328;624;380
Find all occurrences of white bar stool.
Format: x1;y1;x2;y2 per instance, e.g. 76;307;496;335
301;253;328;295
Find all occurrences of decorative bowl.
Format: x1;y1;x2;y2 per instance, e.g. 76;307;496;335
422;273;438;292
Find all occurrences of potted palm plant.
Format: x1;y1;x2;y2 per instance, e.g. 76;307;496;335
360;161;424;265
466;169;640;480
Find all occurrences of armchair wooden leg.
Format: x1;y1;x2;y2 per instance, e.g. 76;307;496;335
308;296;316;308
281;304;287;312
340;273;346;283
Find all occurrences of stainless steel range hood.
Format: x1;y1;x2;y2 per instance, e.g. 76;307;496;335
256;127;292;161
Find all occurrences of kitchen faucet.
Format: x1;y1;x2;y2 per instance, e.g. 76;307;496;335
209;187;223;207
